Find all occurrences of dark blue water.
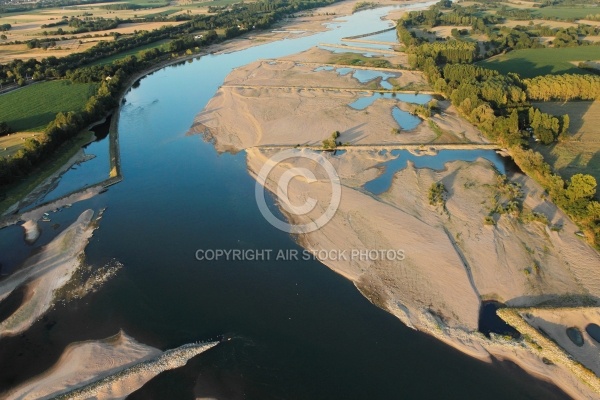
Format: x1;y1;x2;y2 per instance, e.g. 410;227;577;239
478;301;521;339
0;4;568;399
364;149;507;195
566;327;584;347
587;323;600;343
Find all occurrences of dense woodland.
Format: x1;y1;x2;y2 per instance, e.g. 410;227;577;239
397;1;600;247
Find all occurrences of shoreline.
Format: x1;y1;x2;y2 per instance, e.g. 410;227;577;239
127;5;600;397
245;146;600;399
182;3;590;398
4;0;594;397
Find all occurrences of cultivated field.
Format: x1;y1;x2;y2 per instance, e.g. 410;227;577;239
87;39;170;66
499;19;577;29
0;80;97;132
533;100;600;185
0;0;219;62
533;5;600;19
478;46;600;77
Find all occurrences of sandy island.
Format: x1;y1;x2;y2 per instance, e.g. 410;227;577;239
190;58;485;152
0;209;97;337
243;145;600;399
192;20;600;398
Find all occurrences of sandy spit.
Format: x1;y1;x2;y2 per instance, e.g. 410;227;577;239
0;209;96;337
3;331;220;400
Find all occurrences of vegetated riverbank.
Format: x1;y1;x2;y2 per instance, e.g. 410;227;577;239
1;0;419;221
0;130;96;216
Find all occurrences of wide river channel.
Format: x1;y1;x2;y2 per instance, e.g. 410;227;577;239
0;4;569;399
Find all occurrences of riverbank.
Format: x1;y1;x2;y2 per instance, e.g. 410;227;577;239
0;131;95;217
0;0;388;218
189;8;600;395
244;146;600;399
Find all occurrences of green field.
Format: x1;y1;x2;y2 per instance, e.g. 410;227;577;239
533;101;600;187
122;0;169;8
87;39;170;67
478;47;600;78
143;9;180;18
533;6;600;20
195;0;246;7
0;80;97;132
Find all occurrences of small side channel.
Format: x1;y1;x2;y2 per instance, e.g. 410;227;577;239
478;301;521;339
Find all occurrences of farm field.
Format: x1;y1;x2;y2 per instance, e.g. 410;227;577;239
86;39;171;66
533;5;600;19
0;5;200;42
0;132;42;158
478;46;600;77
533;100;600;185
0;40;102;63
0;80;97;132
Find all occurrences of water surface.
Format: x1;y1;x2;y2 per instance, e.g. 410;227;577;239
363;149;508;195
349;92;432;110
0;4;568;399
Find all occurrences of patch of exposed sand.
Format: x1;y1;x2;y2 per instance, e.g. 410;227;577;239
0;209;97;337
3;332;220;400
3;331;160;400
244;146;600;398
21;220;39;243
189;60;484;152
524;308;600;376
282;46;408;66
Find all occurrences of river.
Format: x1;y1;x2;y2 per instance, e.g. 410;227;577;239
0;4;568;399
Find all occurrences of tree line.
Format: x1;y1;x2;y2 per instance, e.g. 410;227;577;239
524;74;600;101
0;0;343;187
396;5;600;247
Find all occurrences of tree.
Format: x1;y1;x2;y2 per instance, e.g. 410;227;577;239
588;201;600;222
428;182;446;205
566;174;597;202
